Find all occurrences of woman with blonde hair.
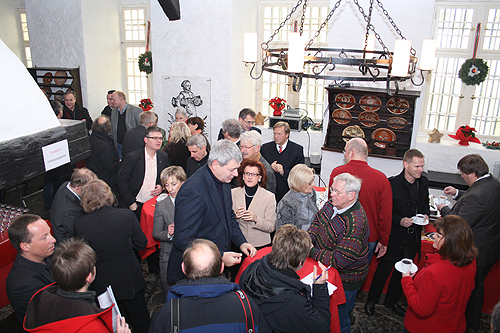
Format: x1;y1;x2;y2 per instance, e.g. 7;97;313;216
153;166;187;296
164;122;191;171
275;164;318;231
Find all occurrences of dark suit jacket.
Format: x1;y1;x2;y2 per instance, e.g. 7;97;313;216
217;126;261;140
167;165;247;283
441;175;500;267
385;170;430;263
111;104;142;146
101;105;112;117
116;148;170;207
62;103;92;130
87;131;120;191
50;181;85;244
122;125;147;158
74;206;147;300
260;140;304;202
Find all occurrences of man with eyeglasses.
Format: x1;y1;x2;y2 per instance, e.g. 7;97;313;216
117;126;170;221
217;108;261;140
240;131;276;195
308;172;369;333
365;149;429;318
261;121;304;203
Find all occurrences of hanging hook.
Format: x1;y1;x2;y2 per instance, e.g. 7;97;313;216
292;74;303;92
244;62;263;80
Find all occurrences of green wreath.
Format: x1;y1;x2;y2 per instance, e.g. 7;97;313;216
458;58;488;86
138;51;153;74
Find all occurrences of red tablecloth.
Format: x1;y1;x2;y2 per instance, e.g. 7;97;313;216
360;224;500;314
138;196;161;259
235;247;346;333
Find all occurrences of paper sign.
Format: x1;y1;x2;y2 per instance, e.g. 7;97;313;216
42;140;70;171
301;272;337;296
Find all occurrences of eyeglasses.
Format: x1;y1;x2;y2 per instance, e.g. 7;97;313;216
243;172;260;177
242;119;255;126
146;136;163;141
240;145;255;150
330;188;347;195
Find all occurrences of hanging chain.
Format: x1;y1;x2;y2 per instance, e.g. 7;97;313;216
299;0;308;35
305;0;343;51
262;0;304;50
363;0;374;53
352;0;389;54
376;0;416;55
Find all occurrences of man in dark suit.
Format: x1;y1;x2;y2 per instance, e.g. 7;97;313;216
217;108;261;140
87;117;120;191
121;111;157;158
117;126;170;220
62;90;92;130
110;90;143;159
438;154;500;332
100;89;115;117
167;140;257;284
260;121;304;202
50;168;97;244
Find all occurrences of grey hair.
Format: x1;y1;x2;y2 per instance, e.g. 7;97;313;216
186;133;207;149
140;111;157;125
208;140;243;166
175;107;188;118
221;118;241;139
240;130;261;147
333;172;362;198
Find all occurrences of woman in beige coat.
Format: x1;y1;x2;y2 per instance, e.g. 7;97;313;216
231;158;276;248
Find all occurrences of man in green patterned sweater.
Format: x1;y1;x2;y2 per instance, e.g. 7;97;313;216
308;172;369;333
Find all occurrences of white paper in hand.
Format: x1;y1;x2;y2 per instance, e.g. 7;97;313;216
300;272;337;297
98;285;121;332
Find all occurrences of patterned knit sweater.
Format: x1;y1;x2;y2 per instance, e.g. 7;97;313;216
308;200;370;291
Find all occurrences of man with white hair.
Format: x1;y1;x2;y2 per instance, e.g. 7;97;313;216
167;140;257;283
185;133;209;178
240;131;276;195
174;107;188;122
308;172;369;333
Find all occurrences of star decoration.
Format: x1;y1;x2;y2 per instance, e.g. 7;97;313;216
428;128;444;143
255;111;266;125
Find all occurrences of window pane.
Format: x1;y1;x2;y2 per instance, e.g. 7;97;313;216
436;8;474;49
125;46;148;104
483;8;500;51
123;9;146;41
471;60;500;136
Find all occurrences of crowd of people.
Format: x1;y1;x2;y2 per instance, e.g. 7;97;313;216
5;94;500;333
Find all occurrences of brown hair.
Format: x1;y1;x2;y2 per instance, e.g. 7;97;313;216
187;117;205;131
69;168;97;188
457;154;489;177
269;224;311;270
273;121;290;135
236;158;268;189
8;214;42;252
80;179;114;213
51;239;96;292
183;239;222;280
403;148;425;163
160;166;187;187
435;215;478;267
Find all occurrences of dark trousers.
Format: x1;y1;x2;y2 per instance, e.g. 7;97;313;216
367;259;404;304
465;263;493;330
117;288;150;333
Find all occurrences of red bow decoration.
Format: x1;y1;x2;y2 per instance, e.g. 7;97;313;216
139;98;154;111
269;97;286;116
448;125;481;146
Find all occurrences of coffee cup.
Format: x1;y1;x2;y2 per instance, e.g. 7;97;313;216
438;195;447;204
413;214;425;224
401;258;413;273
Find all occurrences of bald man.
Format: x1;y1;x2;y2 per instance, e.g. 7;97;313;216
329;138;392;261
150;239;270;333
88;116;120;191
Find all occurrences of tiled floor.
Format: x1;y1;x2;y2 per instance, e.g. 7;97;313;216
0;176;494;332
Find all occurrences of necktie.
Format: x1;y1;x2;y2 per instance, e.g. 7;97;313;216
279;145;282;153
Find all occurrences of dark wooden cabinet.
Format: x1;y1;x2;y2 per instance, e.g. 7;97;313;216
323;87;420;159
27;67;82;104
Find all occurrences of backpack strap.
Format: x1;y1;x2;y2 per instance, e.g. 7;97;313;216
170;297;180;332
235;290;255;333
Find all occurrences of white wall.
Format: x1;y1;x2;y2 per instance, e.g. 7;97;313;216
0;1;24;62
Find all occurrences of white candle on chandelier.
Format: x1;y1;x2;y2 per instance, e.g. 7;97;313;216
243;32;258;63
391;39;412;77
419;39;436;71
288;32;305;73
364;34;376;58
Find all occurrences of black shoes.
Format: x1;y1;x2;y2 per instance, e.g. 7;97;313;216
364;301;375;316
383;302;406;317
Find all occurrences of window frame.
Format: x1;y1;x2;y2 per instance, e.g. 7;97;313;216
16;8;31;68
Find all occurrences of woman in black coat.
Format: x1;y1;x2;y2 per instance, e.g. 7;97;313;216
74;179;150;333
163;122;191;171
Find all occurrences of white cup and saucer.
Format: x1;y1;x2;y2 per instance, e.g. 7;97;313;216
395;258;418;274
433;195;450;207
411;213;428;226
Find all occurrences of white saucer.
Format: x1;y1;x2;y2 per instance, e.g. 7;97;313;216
433;198;450;207
395;261;418;274
411;216;429;226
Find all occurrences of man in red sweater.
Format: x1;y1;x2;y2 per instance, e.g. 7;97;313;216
329;138;392;261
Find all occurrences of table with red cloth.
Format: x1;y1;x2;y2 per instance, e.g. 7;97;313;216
235;247;346;333
138;196;161;260
360;224;500;314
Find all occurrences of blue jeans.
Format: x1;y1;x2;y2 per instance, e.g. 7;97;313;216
117;143;123;160
367;241;377;262
338;288;358;333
